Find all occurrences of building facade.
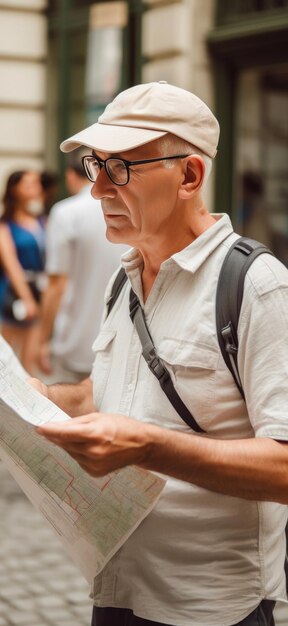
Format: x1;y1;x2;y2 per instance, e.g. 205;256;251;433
209;0;288;265
0;0;48;192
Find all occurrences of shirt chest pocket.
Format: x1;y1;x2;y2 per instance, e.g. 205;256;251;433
91;329;116;410
157;337;219;429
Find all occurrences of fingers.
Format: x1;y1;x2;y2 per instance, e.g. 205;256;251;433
28;377;49;398
37;427;116;477
36;412;142;478
36;413;102;443
60;445;121;478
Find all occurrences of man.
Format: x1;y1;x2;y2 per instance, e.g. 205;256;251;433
35;82;288;626
38;149;127;383
40;170;60;217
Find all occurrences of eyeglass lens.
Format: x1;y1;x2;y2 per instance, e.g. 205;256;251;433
84;157;128;185
107;159;128;185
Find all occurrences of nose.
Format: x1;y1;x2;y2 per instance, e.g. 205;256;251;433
90;168;117;200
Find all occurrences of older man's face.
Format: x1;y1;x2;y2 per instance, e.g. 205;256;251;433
90;140;186;250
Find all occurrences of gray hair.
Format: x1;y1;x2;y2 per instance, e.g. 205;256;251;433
157;135;212;188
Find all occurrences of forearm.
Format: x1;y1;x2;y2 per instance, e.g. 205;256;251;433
36;408;288;504
5;260;36;303
141;426;288;503
47;377;95;417
39;276;67;342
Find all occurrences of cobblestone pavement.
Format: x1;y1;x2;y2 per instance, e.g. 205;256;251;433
0;461;92;626
0;461;287;626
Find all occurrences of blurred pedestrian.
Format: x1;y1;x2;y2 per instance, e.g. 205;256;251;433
40;170;60;218
0;170;46;373
37;150;127;383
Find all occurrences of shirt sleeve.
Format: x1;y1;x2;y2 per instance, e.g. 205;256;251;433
238;254;288;440
45;205;74;275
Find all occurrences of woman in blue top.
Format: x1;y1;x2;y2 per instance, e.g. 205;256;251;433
0;170;46;373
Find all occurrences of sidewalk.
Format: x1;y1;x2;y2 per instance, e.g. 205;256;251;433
0;461;92;626
0;460;287;626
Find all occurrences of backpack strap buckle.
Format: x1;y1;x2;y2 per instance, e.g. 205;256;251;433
143;346;170;383
221;322;238;355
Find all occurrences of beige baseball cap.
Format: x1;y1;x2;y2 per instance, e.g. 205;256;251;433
60;81;220;158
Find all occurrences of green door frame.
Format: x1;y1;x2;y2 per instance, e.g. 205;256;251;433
207;11;288;215
47;0;144;187
47;0;90;187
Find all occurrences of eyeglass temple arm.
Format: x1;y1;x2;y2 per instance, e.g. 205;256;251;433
127;154;190;166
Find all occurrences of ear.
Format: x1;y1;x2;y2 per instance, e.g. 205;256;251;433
178;155;205;200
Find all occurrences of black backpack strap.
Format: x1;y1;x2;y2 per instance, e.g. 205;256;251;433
216;237;288;591
216;237;274;397
106;237;272;427
106;267;128;316
106;267;205;433
129;289;205;433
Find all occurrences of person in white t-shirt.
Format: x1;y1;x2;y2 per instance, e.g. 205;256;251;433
33;83;288;626
37;150;127;383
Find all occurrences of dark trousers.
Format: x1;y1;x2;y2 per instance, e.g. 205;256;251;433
91;600;275;626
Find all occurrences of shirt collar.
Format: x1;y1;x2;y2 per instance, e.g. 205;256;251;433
169;214;234;274
121;214;234;275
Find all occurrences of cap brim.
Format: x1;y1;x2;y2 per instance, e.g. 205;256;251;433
60;122;167;153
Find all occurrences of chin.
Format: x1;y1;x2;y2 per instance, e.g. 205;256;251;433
106;226;129;245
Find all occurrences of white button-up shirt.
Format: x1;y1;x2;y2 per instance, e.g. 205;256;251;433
91;214;288;626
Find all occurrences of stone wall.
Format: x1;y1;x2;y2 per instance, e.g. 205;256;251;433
0;0;48;200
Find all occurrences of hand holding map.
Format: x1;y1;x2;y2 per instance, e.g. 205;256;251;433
0;336;165;583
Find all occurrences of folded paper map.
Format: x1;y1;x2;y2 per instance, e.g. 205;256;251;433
0;336;165;583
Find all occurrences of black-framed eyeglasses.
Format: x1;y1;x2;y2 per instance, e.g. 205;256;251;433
82;153;191;186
